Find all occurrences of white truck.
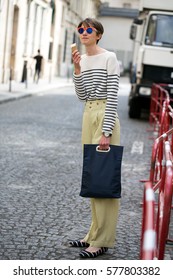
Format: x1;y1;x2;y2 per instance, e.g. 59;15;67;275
128;0;173;118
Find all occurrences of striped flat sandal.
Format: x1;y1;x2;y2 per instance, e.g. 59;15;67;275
68;240;89;248
79;247;108;258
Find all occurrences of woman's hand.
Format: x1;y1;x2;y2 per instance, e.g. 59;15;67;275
98;135;110;150
72;50;81;75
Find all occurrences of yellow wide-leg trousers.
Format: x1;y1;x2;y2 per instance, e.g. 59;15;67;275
81;100;121;248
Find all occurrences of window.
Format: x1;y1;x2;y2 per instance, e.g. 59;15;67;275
63;29;67;62
123;3;131;8
145;14;173;47
48;42;53;60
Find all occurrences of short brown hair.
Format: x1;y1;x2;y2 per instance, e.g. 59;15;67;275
78;18;104;44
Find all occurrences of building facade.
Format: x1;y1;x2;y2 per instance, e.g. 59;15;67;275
54;0;101;78
0;0;101;84
104;0;139;9
0;0;53;83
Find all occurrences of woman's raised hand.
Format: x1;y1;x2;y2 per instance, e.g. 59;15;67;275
72;49;81;75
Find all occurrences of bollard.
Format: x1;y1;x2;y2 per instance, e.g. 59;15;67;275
21;60;28;88
9;68;12;92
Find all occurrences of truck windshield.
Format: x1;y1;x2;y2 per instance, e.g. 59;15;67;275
145;14;173;48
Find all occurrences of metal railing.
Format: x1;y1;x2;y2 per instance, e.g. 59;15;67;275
140;83;173;260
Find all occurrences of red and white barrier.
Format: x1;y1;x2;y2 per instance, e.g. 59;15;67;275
140;182;156;260
140;83;173;260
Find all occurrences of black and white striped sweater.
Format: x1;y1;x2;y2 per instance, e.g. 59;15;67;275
73;51;120;134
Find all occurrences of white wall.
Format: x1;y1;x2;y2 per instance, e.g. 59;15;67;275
99;16;134;69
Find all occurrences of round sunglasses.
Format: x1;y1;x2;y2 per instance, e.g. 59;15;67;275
77;27;96;34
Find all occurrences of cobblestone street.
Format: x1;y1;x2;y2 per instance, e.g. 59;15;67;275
0;79;172;260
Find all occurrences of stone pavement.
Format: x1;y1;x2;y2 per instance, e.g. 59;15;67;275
0;76;172;261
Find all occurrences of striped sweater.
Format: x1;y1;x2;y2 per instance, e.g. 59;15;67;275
73;51;120;134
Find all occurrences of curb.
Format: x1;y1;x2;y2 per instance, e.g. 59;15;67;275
0;82;73;105
0;93;33;105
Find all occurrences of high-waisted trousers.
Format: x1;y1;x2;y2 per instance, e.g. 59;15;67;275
81;99;121;248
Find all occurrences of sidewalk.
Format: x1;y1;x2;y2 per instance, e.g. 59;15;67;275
0;76;130;104
0;76;73;104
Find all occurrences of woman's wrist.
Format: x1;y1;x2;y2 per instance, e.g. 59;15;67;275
103;132;112;138
74;68;81;75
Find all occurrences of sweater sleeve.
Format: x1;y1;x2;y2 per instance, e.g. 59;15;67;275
73;73;87;101
102;53;120;134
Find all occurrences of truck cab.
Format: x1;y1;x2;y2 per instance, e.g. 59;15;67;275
128;0;173;118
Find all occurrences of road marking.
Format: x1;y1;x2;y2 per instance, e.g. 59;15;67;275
164;254;171;260
131;141;144;154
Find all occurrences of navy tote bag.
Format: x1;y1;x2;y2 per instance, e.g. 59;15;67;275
80;144;123;198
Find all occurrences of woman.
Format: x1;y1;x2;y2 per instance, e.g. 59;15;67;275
70;18;121;258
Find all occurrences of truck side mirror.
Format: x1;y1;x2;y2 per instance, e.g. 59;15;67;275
130;24;137;40
133;18;143;25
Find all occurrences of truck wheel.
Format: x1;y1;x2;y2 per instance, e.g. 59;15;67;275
128;99;141;119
